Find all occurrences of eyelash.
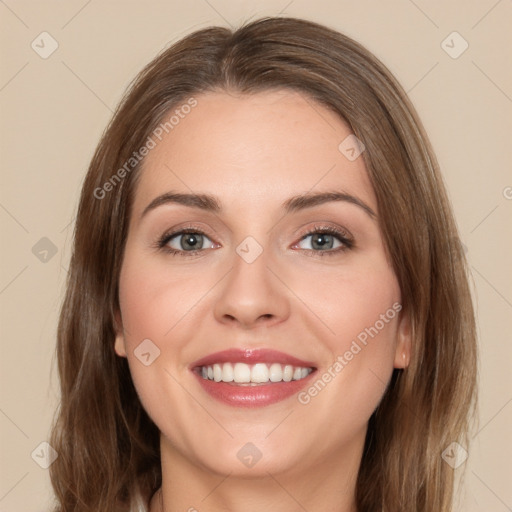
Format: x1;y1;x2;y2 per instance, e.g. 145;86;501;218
155;223;354;258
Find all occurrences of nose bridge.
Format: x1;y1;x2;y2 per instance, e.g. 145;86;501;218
213;236;290;328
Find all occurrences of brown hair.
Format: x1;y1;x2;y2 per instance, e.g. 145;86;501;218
49;16;478;511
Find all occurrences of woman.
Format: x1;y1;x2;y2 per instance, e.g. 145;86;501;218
49;16;478;512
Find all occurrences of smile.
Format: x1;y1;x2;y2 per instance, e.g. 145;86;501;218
191;348;317;407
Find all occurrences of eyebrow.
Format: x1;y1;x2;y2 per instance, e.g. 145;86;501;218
140;190;376;220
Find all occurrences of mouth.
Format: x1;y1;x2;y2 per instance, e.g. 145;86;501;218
190;348;317;407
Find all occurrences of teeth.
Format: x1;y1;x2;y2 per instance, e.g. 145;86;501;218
233;362;251;383
213;364;222;382
269;363;282;382
251;363;269;383
221;362;234;382
199;362;313;384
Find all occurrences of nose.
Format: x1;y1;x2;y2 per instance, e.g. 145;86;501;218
213;243;290;329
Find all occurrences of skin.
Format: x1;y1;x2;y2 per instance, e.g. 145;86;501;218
114;89;411;512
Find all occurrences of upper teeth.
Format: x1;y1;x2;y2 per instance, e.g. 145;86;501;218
200;362;313;384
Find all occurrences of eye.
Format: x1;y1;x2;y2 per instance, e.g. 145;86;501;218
157;228;217;256
155;224;354;257
292;225;354;256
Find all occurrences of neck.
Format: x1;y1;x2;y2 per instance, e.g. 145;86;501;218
150;433;363;512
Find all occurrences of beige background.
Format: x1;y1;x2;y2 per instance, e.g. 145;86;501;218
1;1;511;510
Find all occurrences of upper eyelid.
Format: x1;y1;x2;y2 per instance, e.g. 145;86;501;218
160;223;219;241
162;223;349;238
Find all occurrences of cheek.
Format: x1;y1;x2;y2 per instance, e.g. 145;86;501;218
335;271;400;361
293;261;401;421
118;254;201;348
117;257;203;438
291;257;401;356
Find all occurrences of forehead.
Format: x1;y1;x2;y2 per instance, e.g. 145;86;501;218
131;89;376;219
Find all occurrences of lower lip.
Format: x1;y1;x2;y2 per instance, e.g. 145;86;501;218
193;370;316;408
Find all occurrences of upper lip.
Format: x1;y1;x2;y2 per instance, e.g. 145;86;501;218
190;348;316;369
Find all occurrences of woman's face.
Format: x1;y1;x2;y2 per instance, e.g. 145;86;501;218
114;89;410;478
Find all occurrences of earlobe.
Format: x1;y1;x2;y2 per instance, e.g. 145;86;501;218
114;333;127;358
113;310;127;358
394;309;412;369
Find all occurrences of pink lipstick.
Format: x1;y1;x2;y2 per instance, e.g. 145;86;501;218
190;348;317;408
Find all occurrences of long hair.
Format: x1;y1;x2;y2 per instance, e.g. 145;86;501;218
49;16;478;511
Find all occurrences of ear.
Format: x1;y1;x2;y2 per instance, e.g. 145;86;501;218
113;309;127;358
393;307;411;369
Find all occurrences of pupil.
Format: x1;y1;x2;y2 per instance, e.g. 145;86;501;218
182;233;202;250
312;234;333;250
